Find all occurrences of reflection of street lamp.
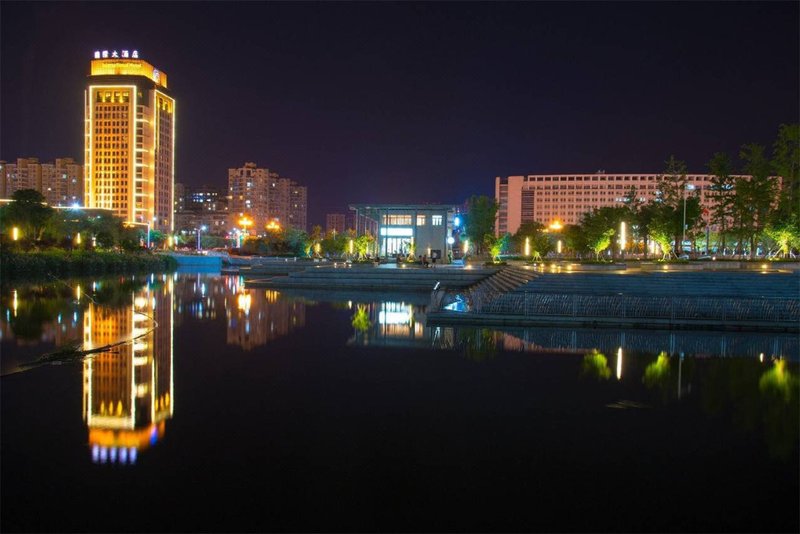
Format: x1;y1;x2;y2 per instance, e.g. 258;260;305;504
11;226;19;241
682;183;696;255
524;236;530;257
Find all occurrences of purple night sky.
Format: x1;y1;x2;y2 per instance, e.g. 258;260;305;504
1;1;798;227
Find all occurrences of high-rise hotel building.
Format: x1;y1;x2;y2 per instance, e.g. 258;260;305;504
84;50;175;232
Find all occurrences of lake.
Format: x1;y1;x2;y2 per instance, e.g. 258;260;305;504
1;272;798;532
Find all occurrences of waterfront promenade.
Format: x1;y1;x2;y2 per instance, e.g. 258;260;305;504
238;260;798;331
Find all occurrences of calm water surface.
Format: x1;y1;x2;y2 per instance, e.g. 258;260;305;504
1;273;798;532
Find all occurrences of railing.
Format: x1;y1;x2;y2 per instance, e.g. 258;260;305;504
480;292;800;323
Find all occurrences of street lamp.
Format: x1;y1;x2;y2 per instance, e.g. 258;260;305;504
196;225;207;252
682;183;696;255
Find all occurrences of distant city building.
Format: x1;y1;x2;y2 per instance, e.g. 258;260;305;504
186;184;227;212
174;210;230;236
173;183;230;235
349;203;456;262
174;182;186;213
84;51;175;232
228;162;308;233
495;172;743;236
228;163;274;231
0;157;83;205
326;213;346;235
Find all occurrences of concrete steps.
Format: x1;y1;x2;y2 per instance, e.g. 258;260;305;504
466;267;540;311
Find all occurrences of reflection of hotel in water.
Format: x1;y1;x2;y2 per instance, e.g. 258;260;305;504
227;289;306;351
82;280;174;465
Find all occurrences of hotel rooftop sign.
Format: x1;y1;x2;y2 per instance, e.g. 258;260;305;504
90;50;168;88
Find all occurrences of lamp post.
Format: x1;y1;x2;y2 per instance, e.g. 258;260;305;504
196;225;207;252
682;183;696;255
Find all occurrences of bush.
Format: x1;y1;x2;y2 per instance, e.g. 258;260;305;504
0;249;177;279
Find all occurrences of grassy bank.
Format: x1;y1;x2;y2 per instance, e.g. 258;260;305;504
0;249;178;279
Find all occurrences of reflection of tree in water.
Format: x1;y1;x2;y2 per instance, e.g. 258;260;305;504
92;279;148;307
351;305;371;333
2;282;81;340
695;357;799;460
2;276;148;344
758;359;800;459
581;349;611;380
457;328;499;362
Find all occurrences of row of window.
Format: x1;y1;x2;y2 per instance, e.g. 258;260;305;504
381;214;444;226
523;175;713;182
95;91;130;104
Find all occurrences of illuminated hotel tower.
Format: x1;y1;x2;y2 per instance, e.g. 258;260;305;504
84;49;175;232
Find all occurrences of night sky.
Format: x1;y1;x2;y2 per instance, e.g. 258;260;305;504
1;1;798;227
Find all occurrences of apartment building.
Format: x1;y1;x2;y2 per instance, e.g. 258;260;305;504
228;162;307;233
1;157;83;206
496;172;726;236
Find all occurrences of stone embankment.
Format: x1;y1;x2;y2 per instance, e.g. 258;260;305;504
245;264;498;292
429;268;800;332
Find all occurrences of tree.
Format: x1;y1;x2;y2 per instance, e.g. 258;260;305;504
463;195;498;256
486;232;510;261
656;156;701;254
771;124;800;222
764;220;800;257
512;221;554;259
283;227;310;256
581;206;626;260
354;233;374;260
562;224;587;258
707;152;736;254
739;143;778;258
1;189;55;244
648;214;674;259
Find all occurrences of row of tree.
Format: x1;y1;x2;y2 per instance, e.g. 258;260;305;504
238;225;375;259
0;190;383;259
0;189;148;251
463;124;799;260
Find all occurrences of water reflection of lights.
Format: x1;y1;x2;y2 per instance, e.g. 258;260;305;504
237;293;252;314
616;347;623;380
379;302;412;325
12;290;18;316
83;282;174;466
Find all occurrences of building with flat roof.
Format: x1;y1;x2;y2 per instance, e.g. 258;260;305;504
84;49;175;232
228;163;308;233
349;204;456;262
495;172;741;236
326;213;346;235
1;157;83;206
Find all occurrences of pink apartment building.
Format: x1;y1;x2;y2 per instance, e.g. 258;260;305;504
496;172;730;236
